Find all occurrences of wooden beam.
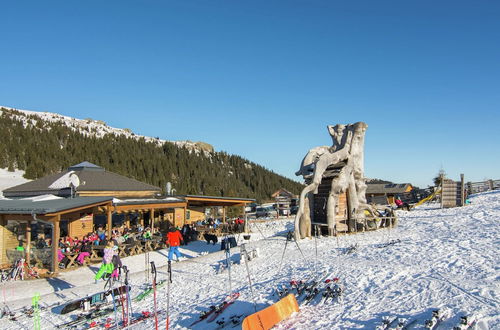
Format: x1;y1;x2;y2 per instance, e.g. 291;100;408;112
52;215;60;274
45;201;113;217
113;202;187;213
223;206;226;224
26;221;32;266
150;208;154;228
106;206;112;238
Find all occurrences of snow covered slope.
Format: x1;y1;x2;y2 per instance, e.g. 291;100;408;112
0;168;30;197
0;191;498;329
0;106;213;154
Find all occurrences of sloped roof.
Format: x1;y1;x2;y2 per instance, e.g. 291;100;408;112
271;189;295;198
366;183;413;195
0;196;112;215
3;162;161;197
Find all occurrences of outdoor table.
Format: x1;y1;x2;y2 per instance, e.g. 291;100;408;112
126;243;137;256
63;252;79;269
143;240;153;251
91;245;105;261
118;245;128;257
135;242;144;254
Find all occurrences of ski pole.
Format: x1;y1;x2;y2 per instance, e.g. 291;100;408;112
123;266;132;326
276;234;289;278
150;261;158;330
166;260;172;330
32;292;40;330
241;244;257;312
224;236;233;295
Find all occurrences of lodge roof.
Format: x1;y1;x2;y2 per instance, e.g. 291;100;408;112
0;196;112;215
366;183;413;195
3;162;161;198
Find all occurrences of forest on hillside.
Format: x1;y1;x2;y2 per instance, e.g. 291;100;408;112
0;108;304;202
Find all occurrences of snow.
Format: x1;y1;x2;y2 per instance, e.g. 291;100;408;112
0;191;499;329
0;106;212;155
0;168;30;197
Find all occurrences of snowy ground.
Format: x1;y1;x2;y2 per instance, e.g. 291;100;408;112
0;191;498;329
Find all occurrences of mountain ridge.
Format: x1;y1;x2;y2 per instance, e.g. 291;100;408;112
0;106;304;203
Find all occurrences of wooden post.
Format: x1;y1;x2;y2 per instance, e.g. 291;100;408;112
150;208;154;228
183;206;187;227
125;213;130;228
460;174;465;206
440;173;444;209
222;207;226;224
106;206;112;238
0;215;5;266
26;221;32;266
244;205;249;233
52;215;60;274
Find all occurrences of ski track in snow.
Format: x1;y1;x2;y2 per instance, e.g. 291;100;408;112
0;192;499;329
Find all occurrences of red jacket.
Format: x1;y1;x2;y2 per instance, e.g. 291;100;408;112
166;231;183;247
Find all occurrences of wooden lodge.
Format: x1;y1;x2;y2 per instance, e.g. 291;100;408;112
365;183;414;205
0;162;254;274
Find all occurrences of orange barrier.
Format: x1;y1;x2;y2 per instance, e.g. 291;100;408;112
242;294;299;330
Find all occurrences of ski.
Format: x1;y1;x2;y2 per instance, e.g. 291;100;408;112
376;316;398;330
397;317;418;330
134;279;167;302
424;309;450;329
215;314;245;329
61;285;130;314
453;315;477;330
206;292;240;323
92;310;165;329
55;307;115;328
301;272;331;304
190;305;217;326
321;278;343;304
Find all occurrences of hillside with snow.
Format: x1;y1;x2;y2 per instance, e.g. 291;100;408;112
0;191;498;329
0;106;214;154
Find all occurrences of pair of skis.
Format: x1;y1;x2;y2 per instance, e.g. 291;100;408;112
191;238;242;326
190;292;241;326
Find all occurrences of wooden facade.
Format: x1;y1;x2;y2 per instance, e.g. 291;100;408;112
311;176;349;232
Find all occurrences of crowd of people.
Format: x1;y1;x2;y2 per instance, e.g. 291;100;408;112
13;216;247;279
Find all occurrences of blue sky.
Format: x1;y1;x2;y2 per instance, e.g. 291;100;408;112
1;1;499;188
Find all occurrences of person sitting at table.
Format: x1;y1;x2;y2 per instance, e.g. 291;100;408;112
76;240;92;265
143;227;152;240
16;241;24;252
58;249;69;269
36;234;48;249
94;241;115;283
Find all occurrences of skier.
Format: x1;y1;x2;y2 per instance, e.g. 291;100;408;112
94;241;115;283
110;245;122;279
166;227;184;262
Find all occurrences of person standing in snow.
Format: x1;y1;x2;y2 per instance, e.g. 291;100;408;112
94;241;115;282
166;227;184;261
